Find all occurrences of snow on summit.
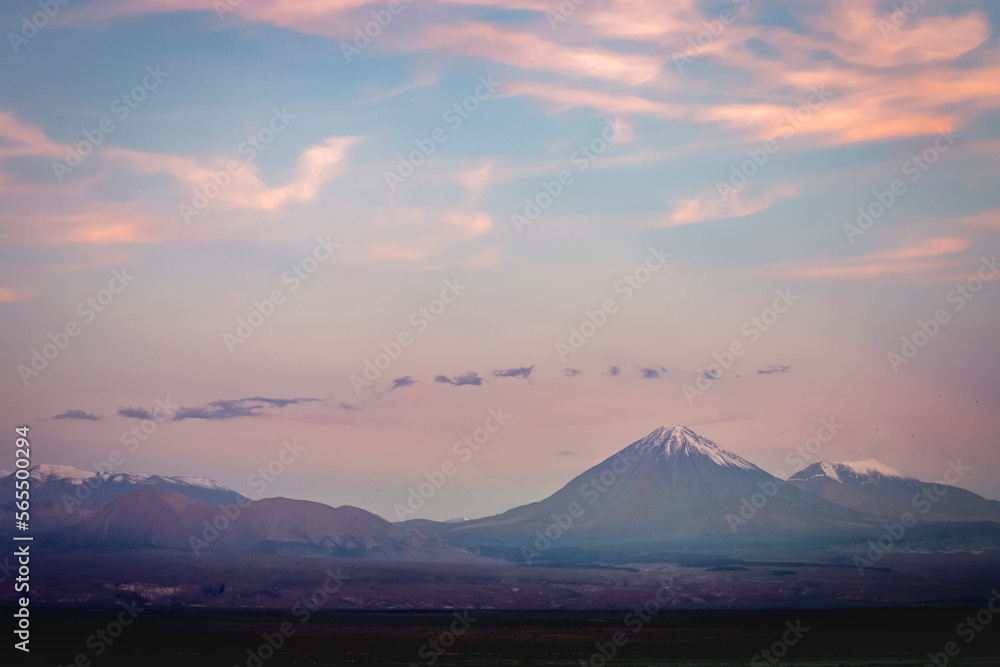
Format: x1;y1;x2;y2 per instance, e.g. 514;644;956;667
795;459;914;483
27;464;96;484
625;424;760;471
839;460;914;480
8;465;241;496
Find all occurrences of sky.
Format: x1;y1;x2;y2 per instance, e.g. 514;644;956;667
1;0;999;521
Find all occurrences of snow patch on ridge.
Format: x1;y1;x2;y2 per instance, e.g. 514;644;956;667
839;459;914;480
10;465;238;493
793;459;914;484
27;464;96;484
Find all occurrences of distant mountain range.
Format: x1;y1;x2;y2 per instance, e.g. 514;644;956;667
61;488;479;562
0;464;246;530
4;426;1000;610
6;426;999;560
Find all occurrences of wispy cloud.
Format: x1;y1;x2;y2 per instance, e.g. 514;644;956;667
758;364;792;375
171;396;320;421
493;366;534;380
108;136;360;213
666;184;798;227
434;371;483;386
391;376;417;391
53;409;101;421
784;237;968;280
118;407;154;420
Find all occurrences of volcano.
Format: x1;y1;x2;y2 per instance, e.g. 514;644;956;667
444;425;877;550
788;460;1000;523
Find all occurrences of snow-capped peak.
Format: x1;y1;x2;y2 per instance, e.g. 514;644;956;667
13;464;238;492
838;459;914;480
27;464;96;484
793;459;914;484
626;425;760;471
167;476;229;490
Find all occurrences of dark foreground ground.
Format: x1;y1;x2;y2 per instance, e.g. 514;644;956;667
8;606;1000;667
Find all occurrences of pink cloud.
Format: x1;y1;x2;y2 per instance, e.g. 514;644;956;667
107;136;360;212
501;81;684;119
355;209;493;262
410;22;662;85
665;183;798;227
783;237;970;280
0;111;65;166
0;286;36;303
71;0;375;38
801;1;989;68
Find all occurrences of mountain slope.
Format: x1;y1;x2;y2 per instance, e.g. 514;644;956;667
0;465;248;530
153;496;443;559
445;425;878;548
59;488;482;562
69;488;213;547
788;460;1000;523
